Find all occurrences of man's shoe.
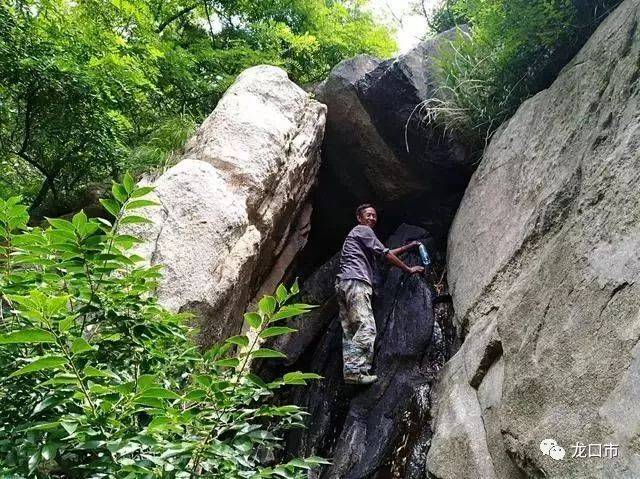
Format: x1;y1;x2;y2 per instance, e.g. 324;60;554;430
344;373;378;385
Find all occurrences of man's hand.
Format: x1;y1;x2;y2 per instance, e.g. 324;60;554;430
408;266;425;275
408;240;422;249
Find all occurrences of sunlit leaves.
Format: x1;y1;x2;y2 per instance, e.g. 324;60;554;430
70;337;94;355
250;349;287;359
0;329;56;344
244;312;262;329
259;327;297;339
10;356;68;377
0;0;395;207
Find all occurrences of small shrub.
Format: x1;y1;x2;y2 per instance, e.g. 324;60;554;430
0;177;326;478
422;0;623;157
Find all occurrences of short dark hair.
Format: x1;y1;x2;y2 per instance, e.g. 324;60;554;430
356;203;376;218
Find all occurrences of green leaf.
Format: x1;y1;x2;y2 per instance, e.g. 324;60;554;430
0;329;56;344
287;458;311;470
138;387;181;400
195;375;212;388
270;307;309;322
259;327;297;339
28;452;40;472
45;295;70;316
137;375;158;390
26;421;61;432
46;218;75;232
100;198;121;217
259;296;277;316
71;337;94;355
184;389;207;401
32;396;66;415
276;284;288;303
125;199;158;210
58;316;75;332
72;211;88;229
39;373;80;387
113;234;141;248
244;312;262;329
305;456;331;465
246;373;268;388
250;348;287;359
61;421;78;435
120;215;152;225
226;335;249;348
290;279;300;295
116;382;136;395
83;366;118;379
10;356;68;377
283;371;322;385
147;416;172;430
215;358;239;368
41;443;58;461
123;173;135;194
112;182;128;203
131;186;154;198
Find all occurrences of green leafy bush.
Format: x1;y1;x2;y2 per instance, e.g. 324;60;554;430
0;177;325;478
423;0;622;155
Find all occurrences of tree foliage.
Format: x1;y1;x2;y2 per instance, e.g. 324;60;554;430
423;0;622;155
0;0;395;211
423;0;468;33
0;180;325;477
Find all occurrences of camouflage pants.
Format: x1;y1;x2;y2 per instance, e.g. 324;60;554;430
335;279;377;375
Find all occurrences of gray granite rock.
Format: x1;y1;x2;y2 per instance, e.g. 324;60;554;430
132;66;327;345
433;1;640;477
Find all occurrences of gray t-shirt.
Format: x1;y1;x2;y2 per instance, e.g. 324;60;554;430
337;225;389;286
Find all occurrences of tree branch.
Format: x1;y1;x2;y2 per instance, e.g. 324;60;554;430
156;3;199;33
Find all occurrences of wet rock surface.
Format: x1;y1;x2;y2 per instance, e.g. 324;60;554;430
261;224;455;478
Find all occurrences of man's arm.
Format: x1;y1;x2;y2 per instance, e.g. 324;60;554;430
360;227;424;275
385;251;424;275
389;240;421;257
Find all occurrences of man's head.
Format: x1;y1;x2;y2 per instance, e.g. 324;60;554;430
356;203;377;228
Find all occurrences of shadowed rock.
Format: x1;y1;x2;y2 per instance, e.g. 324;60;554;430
262;224;454;478
306;27;473;268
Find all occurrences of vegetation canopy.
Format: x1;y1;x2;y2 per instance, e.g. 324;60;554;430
0;0;395;212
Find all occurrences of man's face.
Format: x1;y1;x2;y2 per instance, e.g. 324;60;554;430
357;207;377;228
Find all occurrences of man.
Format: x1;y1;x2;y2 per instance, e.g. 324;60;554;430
335;204;424;385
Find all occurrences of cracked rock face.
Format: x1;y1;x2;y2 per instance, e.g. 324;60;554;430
428;1;640;477
132;65;327;345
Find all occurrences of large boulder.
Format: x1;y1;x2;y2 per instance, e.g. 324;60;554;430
428;0;640;477
133;65;327;344
306;27;473;265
